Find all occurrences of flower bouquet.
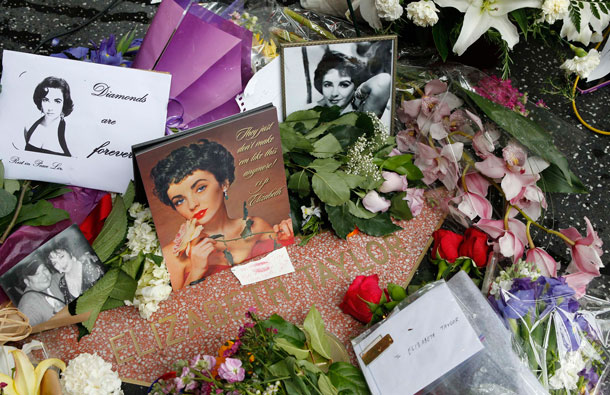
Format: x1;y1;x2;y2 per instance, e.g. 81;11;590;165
149;306;367;394
488;260;610;394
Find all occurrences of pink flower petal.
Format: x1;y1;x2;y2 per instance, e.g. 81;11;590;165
379;171;408;193
362;191;391;213
465;172;490;197
424;79;447;95
564;271;597;298
475;155;506;179
525;247;557;277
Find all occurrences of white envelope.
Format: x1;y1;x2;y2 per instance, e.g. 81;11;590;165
0;50;171;192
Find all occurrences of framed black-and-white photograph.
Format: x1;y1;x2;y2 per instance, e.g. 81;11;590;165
281;36;397;132
0;224;105;327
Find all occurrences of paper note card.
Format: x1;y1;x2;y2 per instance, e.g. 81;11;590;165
352;282;484;395
231;247;294;286
0;50;171;192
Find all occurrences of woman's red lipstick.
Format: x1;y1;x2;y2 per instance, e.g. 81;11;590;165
194;208;207;220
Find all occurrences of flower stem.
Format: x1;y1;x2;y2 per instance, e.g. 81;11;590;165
504;204;511;230
215;231;275;243
448;130;474;140
511;204;575;246
526;221;535;250
461;163;470;193
0;180;31;244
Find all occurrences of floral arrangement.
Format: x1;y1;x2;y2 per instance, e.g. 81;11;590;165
60;353;123;395
339;274;407;324
301;0;609;78
281;107;426;244
51;31;141;67
150;306;367;394
488;260;608;394
430;227;491;283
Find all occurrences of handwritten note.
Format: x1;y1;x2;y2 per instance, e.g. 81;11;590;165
231;247;294;285
352;282;483;395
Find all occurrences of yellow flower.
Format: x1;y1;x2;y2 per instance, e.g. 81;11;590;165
0;350;65;395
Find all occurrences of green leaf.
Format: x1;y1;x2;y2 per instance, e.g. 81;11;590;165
4;180;20;195
123;181;136;209
312;172;350;206
242;201;249;220
263;314;306;347
102;297;125;311
306;112;359;139
354;212;401;237
285;357;312;395
122;253;144;280
280;123;314;153
318;106;342;123
284;109;321;130
539;163;588;193
591;2;601;19
387;283;407;301
303;305;332;359
76;268;120;332
240;218;254;238
328;125;365;149
21;206;69;226
318;373;339;395
0;161;4;187
390;192;413;221
289;151;314;167
463;89;583;189
309;158;341;173
288;171;311;198
275;337;310;360
110;270;137;301
116;29;137;54
312;134;343;158
432;20;450;62
346;200;377;219
146;253;164;266
325;204;356;239
92;196;128;262
296;359;324;374
328;362;370;395
510;9;529;39
224;249;235;265
0;189;17;218
269;360;290;377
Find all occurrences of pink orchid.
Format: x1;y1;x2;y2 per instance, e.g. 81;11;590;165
404;188;425;216
465;172;490;197
560;217;604;276
414;142;463;191
456;192;493;220
564;271;597;298
508;184;547;221
472;125;501;159
396;128;418;153
388;148;402;157
476;218;527;263
379;171;408;193
362;191;391;213
525;247;558;277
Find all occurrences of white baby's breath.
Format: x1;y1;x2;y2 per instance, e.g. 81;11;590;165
406;0;439;27
549;351;586;390
61;353;123;395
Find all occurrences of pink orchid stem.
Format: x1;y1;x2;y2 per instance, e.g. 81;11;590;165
448;130;474;140
461;163;470;193
526;221;535;250
510;204;576;246
407;82;425;97
504;204;511;230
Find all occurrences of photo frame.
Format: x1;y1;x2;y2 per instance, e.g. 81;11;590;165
0;224;105;327
280;35;397;133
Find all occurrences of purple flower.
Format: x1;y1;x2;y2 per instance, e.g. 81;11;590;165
223;340;241;357
218;358;245;383
579;367;600;390
238;322;255;337
192;354;216;372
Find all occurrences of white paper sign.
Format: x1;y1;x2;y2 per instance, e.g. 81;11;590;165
353;283;484;395
0;50;171;192
231;247;294;285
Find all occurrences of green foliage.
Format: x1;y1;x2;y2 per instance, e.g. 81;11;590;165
303;305;332;359
92;195;127;262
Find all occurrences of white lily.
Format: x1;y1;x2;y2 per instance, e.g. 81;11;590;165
0;350;65;395
434;0;542;55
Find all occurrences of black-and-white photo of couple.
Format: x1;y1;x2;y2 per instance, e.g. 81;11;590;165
282;37;396;130
0;225;105;327
24;76;74;157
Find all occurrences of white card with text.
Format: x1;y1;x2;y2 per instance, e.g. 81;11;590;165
231;247;295;286
0;50;171;192
352;282;484;395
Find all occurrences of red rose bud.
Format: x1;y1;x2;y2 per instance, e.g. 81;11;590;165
431;229;464;263
339;275;384;324
459;227;490;267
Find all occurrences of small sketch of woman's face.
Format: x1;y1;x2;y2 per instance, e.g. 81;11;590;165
49;249;74;273
322;69;355;109
167;169;227;225
41;88;64;121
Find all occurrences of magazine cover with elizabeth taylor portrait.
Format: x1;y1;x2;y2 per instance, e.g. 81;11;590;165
134;106;294;290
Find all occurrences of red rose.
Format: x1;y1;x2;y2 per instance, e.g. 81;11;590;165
459;227;490;267
339;275;385;324
431;229;464;263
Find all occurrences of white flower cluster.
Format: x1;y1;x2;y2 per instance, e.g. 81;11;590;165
549;351;586;390
255;380;281;395
124;202;172;320
125;253;173;320
61;353;123;395
489;260;540;296
346;135;382;182
560;49;601;79
406;0;439;27
541;0;569;24
375;0;403;21
125;203;157;258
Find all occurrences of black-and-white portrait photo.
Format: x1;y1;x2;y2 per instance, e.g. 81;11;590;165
0;224;105;327
24;76;74;157
281;36;396;131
